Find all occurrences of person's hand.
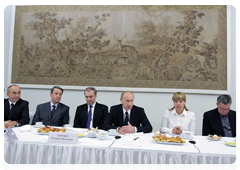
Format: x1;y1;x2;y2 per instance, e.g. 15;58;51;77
118;127;125;135
172;126;182;135
121;122;135;134
118;122;135;135
4;120;18;128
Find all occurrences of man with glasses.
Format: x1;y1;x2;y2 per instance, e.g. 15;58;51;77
202;94;236;137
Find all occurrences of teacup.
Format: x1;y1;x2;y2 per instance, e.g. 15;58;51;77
35;122;43;128
108;129;117;135
96;132;108;140
181;133;193;140
87;130;96;137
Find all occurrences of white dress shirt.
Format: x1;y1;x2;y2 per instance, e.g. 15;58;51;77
160;108;196;135
8;100;16;110
50;102;59;111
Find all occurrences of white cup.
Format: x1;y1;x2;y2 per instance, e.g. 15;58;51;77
108;129;117;135
35;122;43;128
87;130;96;137
181;133;192;140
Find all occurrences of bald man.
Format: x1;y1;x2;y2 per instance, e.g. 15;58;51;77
4;85;29;128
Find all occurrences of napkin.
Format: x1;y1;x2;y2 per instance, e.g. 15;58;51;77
128;136;141;141
20;125;32;132
125;132;144;136
65;127;88;133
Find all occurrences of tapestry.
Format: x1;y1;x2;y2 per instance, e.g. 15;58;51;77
11;5;227;90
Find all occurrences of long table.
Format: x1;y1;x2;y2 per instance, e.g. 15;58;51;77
4;127;236;164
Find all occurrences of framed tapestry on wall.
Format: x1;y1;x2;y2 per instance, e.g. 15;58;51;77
9;5;231;93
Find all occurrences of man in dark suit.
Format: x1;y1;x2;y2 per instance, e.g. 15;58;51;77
4;85;30;128
32;86;69;126
103;91;152;134
73;87;108;129
202;94;236;137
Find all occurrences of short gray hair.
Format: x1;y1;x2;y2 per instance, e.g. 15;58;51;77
84;87;97;95
217;94;232;105
7;84;20;93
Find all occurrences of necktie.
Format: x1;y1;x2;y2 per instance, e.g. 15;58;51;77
8;103;14;119
86;105;93;128
222;115;232;137
123;111;129;125
51;105;56;119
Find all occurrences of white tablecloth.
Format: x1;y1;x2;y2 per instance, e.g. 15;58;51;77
4;127;236;164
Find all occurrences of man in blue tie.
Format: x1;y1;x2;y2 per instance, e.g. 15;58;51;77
73;87;108;129
202;94;236;137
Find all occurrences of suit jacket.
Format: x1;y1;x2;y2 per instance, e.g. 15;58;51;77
73;102;108;129
103;104;152;133
4;98;30;126
32;102;69;127
202;108;236;137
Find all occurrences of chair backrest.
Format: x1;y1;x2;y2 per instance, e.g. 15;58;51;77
29;112;35;125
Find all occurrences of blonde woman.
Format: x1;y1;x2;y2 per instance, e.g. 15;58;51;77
161;92;196;135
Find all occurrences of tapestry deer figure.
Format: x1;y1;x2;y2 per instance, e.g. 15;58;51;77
114;34;137;57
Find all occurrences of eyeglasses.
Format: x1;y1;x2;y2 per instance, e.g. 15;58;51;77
219;107;230;111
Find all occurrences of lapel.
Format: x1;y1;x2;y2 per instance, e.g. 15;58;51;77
84;104;89;122
213;109;224;134
228;110;235;134
4;100;10;118
130;106;136;125
45;102;52;121
93;103;98;121
117;104;123;126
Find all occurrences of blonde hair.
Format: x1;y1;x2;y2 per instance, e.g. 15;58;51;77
169;92;189;111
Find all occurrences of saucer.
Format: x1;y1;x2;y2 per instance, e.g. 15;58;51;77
108;132;119;136
86;134;96;138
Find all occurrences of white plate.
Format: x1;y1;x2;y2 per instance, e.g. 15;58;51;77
154;140;185;145
207;136;222;141
38;131;66;135
78;134;85;138
180;134;193;140
108;132;119;136
224;142;236;147
86;134;96;138
38;132;50;135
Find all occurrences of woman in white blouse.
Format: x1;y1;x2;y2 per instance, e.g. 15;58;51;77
160;92;196;135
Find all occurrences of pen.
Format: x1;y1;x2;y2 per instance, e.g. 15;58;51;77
133;137;139;141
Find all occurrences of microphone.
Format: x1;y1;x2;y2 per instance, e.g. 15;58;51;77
189;140;196;144
109;136;121;147
189;140;200;153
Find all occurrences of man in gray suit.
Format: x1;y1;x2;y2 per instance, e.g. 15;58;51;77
32;86;69;126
